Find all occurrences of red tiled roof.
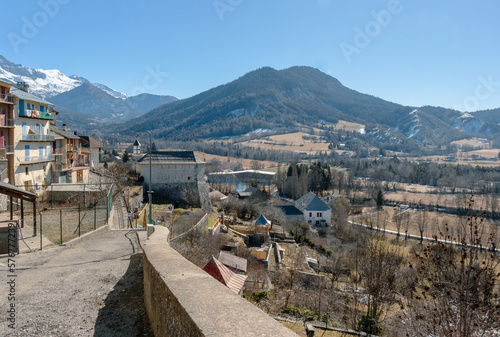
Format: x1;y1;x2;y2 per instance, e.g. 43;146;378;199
202;256;247;294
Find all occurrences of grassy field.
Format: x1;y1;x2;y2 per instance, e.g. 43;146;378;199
239;132;333;154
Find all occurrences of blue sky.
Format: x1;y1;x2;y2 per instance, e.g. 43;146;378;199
1;0;500;111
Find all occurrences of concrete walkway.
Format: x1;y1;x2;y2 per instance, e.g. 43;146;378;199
0;227;152;336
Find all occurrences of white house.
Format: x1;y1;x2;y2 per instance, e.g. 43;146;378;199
295;192;331;227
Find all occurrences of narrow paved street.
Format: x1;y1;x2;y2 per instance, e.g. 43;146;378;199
0;227;152;336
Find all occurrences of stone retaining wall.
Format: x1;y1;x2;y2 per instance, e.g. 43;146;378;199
140;226;297;336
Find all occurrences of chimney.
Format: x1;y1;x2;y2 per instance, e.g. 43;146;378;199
62;124;67;131
16;82;29;93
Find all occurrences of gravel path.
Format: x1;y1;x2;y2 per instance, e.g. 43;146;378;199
0;227;152;336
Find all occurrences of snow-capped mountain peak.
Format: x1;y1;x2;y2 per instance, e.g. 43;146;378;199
92;83;128;100
0;55;86;99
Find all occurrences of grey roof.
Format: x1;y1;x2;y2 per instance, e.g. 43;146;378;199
276;205;304;216
254;214;269;225
80;136;103;148
50;126;80;139
137;150;203;164
218;251;247;273
0;79;15;87
11;88;52;105
295;192;331;212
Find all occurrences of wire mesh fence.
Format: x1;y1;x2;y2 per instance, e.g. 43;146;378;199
12;183;113;245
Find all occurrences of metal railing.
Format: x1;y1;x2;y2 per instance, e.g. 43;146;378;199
22;134;55;141
0;118;14;127
0;145;14;153
19;110;53;119
20;154;55;164
0;93;14;103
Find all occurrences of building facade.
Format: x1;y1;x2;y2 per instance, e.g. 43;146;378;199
136;150;211;211
295;192;332;227
11;84;55;191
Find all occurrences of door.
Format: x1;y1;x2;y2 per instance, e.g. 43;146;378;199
25;145;30;162
39;146;43;161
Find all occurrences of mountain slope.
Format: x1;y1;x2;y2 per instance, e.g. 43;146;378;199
119;66;413;140
118;66;500;145
50;83;142;121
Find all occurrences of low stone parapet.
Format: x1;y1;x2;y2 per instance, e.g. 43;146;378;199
140;226;297;336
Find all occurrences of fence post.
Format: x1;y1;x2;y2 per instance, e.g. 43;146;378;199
94;204;97;230
51;185;53;209
60;209;63;245
83;183;86;207
39;212;43;250
78;204;81;237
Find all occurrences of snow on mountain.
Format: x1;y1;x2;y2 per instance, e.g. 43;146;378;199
0;55;86;99
93;83;128;100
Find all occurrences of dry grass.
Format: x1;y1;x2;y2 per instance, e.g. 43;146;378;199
196;151;278;170
239;132;333;154
325;120;365;133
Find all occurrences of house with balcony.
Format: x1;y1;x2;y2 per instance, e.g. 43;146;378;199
50;124;89;183
11;83;55;191
0;80;15;184
80;135;102;169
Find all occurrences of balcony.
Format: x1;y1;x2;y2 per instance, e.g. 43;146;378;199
0;93;14;104
54;161;88;171
21;134;55;142
0;145;14;153
19;109;53;120
0;118;14;127
19;154;55;165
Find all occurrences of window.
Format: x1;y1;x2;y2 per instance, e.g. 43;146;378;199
40;105;44;112
22;122;27;138
25;167;29;175
309;212;312;217
25;145;30;161
39;146;43;160
317;212;322;217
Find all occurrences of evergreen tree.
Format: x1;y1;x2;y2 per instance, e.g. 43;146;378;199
376;189;384;210
122;150;130;163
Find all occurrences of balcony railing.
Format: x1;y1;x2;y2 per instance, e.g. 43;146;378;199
19;109;53;119
0;145;14;153
53;148;65;155
22;134;55;141
0;93;14;104
20;154;55;164
0;118;14;127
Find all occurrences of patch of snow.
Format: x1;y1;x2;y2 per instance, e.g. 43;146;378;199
93;83;128;100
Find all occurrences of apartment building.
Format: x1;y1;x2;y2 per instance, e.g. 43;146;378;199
0;80;15;184
11;83;54;191
50;124;89;183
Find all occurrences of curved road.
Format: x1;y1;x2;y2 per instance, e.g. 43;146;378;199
0;227;152;336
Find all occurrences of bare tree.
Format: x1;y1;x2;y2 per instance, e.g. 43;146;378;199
416;207;428;243
402;195;500;336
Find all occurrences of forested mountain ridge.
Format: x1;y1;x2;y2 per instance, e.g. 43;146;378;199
117;66;498;145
